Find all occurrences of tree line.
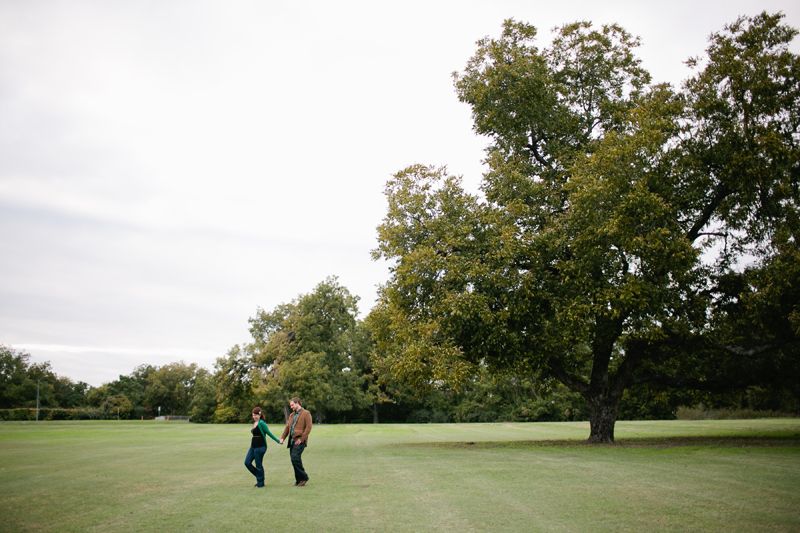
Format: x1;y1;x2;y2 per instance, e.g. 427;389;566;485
0;344;208;420
2;270;795;424
2;13;798;438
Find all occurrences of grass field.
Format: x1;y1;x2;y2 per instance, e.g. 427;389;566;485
1;419;799;532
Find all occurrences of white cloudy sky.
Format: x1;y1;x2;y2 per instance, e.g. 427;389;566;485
2;0;798;387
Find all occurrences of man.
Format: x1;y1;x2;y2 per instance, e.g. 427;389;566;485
279;397;313;486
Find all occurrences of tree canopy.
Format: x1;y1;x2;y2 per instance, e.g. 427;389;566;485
246;276;373;423
370;13;800;442
1;345;89;412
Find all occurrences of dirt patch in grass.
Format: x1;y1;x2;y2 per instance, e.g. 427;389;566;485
405;436;800;450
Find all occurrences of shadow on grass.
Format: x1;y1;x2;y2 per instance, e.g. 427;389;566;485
404;436;800;450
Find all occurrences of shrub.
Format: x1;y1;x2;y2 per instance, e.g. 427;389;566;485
44;409;72;420
70;407;105;420
408;409;449;423
676;405;798;420
213;406;242;423
0;408;35;420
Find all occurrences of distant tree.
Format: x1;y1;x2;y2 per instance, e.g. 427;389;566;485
348;321;395;423
0;345;36;409
372;13;800;442
249;277;372;423
142;362;200;416
86;385;108;408
52;376;89;408
101;394;133;419
188;368;218;423
212;344;259;423
0;345;62;408
104;375;145;407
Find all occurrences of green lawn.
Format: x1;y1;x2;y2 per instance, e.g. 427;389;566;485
1;419;798;532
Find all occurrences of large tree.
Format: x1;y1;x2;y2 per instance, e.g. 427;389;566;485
371;13;799;442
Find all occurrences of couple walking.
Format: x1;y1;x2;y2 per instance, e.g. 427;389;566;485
245;397;312;488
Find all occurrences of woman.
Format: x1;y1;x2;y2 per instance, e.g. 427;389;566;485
245;407;280;488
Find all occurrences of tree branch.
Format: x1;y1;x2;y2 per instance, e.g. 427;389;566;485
549;359;590;395
608;342;644;399
687;183;731;243
526;135;555;170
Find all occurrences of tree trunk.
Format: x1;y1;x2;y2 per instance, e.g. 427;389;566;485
369;402;379;424
585;393;622;443
282;397;290;423
316;410;323;424
582;313;633;443
548;316;638;444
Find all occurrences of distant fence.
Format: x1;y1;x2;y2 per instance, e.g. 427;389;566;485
154;416;190;421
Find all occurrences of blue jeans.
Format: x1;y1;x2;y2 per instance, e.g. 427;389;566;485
290;442;309;483
245;446;267;487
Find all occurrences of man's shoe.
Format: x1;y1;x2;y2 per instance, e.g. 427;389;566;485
296;480;306;486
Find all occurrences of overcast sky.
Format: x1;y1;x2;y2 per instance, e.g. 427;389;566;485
2;0;798;387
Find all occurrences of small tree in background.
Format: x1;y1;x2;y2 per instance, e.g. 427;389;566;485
249;276;372;423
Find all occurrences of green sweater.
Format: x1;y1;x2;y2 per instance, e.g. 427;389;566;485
257;420;281;446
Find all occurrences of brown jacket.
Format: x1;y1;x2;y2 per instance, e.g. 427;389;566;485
281;408;312;446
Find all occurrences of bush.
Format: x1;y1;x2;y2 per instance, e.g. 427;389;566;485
408;409;449;423
510;391;587;422
0;408;106;420
450;400;501;422
70;407;105;420
676;405;798;420
0;408;36;420
213;406;242;423
101;395;133;419
44;409;72;420
131;405;150;420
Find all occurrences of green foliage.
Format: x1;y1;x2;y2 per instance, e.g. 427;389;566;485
86;385;108;407
0;407;106;421
100;395;133;419
0;345;88;410
52;377;89;408
0;345;37;409
80;361;206;419
676;405;797;420
142;361;199;416
447;369;586;423
0;347;214;421
212;344;258;423
0;409;36;421
249;276;372;422
105;374;146;407
347;321;394;423
372;13;800;442
188;369;218;423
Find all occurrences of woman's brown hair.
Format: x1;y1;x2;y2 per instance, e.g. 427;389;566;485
252;407;266;422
